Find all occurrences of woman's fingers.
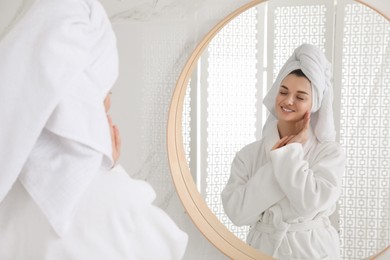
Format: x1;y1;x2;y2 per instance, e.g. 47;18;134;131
272;136;288;150
108;116;116;147
303;111;311;130
283;135;296;146
107;115;121;163
272;113;311;150
113;124;121;160
272;135;294;150
286;112;311;145
284;135;296;144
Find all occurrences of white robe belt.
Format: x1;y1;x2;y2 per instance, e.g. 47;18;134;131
254;216;331;258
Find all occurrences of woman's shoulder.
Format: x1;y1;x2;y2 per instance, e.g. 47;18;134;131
237;139;266;156
316;141;343;153
85;164;157;207
313;140;345;160
234;139;270;166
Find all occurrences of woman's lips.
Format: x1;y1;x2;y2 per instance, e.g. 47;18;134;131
281;106;294;112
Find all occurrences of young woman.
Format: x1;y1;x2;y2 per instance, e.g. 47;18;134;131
222;44;345;260
0;0;187;259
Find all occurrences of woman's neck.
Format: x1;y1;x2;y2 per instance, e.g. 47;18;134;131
277;120;305;138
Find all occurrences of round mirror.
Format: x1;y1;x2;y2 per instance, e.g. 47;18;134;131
168;0;389;259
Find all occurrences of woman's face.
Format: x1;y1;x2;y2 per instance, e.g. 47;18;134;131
274;73;312;123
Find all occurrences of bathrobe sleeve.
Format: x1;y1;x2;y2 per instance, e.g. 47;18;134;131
222;142;285;226
0;164;188;260
92;166;188;260
269;142;345;217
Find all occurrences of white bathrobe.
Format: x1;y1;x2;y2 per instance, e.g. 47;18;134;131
221;121;345;260
0;164;188;260
0;0;188;258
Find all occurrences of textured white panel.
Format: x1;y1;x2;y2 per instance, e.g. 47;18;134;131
182;7;258;240
269;0;331;83
204;7;258;241
338;2;390;259
183;81;192;165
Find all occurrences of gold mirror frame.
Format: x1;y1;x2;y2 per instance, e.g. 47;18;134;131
167;0;389;259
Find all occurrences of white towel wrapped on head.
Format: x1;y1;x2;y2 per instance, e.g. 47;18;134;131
263;44;336;143
0;0;118;236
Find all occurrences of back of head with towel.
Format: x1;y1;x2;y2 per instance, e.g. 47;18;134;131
0;0;187;259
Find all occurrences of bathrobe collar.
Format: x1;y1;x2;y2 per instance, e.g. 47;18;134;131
264;120;316;158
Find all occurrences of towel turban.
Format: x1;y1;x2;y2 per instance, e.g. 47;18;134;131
263;44;336;142
0;0;118;236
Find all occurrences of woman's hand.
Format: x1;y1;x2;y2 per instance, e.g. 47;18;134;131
107;115;121;164
272;112;311;150
272;135;296;150
287;111;310;145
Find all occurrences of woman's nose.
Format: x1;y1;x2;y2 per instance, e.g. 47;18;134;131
285;95;294;105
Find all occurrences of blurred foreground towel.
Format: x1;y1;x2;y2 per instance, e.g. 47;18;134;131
0;164;188;260
0;0;118;236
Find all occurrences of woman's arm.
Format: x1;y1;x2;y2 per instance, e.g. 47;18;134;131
221;148;285;226
270;142;345;217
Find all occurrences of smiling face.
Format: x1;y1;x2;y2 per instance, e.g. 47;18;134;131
275;72;312;123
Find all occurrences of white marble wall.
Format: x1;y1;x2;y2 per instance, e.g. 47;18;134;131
104;1;249;258
0;0;388;259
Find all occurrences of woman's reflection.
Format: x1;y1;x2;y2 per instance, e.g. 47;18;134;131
221;44;345;259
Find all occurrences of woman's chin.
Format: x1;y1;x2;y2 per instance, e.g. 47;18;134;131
278;114;302;123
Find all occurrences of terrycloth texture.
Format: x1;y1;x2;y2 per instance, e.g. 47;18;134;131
0;164;188;260
263;44;336;142
0;0;118;236
222;121;344;259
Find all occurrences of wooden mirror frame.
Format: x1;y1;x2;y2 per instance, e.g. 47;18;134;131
167;1;271;258
167;0;389;259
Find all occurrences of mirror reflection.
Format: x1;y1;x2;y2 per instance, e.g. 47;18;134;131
182;0;389;259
